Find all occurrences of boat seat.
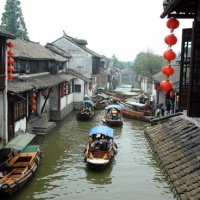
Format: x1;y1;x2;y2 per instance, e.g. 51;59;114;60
12;162;29;168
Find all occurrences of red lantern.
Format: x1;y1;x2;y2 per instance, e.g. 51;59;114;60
167;18;179;30
7;49;14;56
31;105;36;111
62;87;66;91
7;42;14;48
8;65;14;72
31;93;36;99
8;58;14;64
7;73;14;79
160;80;173;91
31;99;36;105
164;34;177;46
170;90;175;98
162;65;175;76
154;84;158;90
163;50;176;61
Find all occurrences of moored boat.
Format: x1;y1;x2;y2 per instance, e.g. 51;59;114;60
84;125;117;168
102;104;123;126
0;133;42;196
76;100;95;120
118;101;154;122
93;93;109;110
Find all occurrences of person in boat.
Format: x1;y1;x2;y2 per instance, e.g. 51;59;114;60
84;95;91;110
108;99;112;105
90;134;108;150
139;94;145;104
112;113;120;120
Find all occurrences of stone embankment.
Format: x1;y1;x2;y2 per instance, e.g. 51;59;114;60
144;113;200;200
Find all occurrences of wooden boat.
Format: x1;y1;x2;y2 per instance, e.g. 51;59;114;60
95;100;108;110
84;125;117;168
102;104;124;126
76;100;95;120
118;101;155;122
0;133;42;196
93;93;109;110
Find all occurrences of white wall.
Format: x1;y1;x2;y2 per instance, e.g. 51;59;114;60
14;117;26;134
53;38;93;79
73;79;85;102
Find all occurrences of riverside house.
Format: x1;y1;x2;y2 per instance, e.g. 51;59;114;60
6;38;78;140
0;27;15;145
51;32;102;100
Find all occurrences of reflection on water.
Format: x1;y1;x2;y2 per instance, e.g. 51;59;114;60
85;163;113;185
6;111;173;200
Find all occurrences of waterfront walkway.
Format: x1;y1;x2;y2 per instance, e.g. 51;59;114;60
144;113;200;200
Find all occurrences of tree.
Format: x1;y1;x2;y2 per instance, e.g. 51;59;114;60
1;0;29;40
112;54;133;70
133;49;166;82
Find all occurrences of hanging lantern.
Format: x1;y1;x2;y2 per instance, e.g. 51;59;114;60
62;87;66;91
7;65;14;72
170;89;175;98
31;99;36;105
7;49;14;57
164;34;177;46
7;42;14;48
31;93;36;99
163;50;176;61
7;73;14;79
31;105;36;111
167;18;179;30
154;83;158;90
8;58;14;64
162;65;175;76
160;80;173;91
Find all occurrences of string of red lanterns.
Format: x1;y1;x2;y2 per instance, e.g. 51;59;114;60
7;42;15;79
160;17;180;93
30;92;37;111
62;83;66;96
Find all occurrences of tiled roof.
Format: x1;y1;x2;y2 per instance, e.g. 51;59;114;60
58;33;102;58
0;27;15;39
7;73;76;93
152;65;180;83
66;69;91;83
45;43;71;59
10;38;67;61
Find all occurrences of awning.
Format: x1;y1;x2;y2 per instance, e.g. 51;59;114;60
4;132;35;151
89;125;114;138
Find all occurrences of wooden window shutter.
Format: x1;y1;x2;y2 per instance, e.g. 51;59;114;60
187;21;200;117
179;28;192;111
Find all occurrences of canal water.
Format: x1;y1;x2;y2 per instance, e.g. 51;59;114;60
7;110;174;200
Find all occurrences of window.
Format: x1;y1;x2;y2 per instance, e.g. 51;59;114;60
75;84;81;93
14;99;26;121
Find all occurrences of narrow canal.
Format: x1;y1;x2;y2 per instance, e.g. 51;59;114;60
7;110;174;200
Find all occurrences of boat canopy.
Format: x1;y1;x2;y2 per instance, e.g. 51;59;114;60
105;104;124;110
83;100;95;107
4;132;35;151
89;125;114;138
126;101;146;107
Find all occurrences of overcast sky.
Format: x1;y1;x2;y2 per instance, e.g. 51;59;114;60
0;0;193;61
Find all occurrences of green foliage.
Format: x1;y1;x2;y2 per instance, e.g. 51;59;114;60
1;0;29;40
112;54;133;70
133;49;166;82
